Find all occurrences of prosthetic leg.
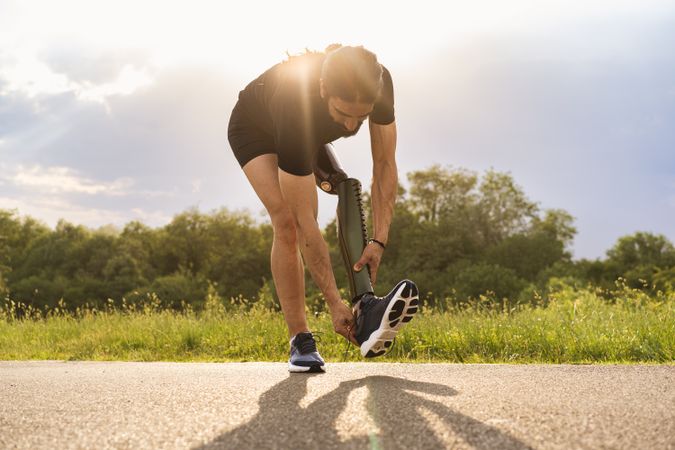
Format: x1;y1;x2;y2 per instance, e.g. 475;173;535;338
313;144;374;302
314;144;419;358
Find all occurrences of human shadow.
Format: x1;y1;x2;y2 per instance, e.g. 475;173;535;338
196;374;533;449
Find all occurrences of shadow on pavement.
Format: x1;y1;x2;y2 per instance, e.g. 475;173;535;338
196;374;532;449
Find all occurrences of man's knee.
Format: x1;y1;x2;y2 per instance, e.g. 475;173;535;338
269;208;298;246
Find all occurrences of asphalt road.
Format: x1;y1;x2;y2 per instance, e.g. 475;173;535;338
0;361;673;449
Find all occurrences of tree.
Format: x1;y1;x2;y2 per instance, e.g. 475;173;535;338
605;232;675;288
485;232;564;282
406;165;478;224
202;208;272;300
348;166;577;302
454;263;528;301
606;232;675;271
119;220;161;282
160;208;212;275
476;169;539;245
530;209;576;251
0;210;49;295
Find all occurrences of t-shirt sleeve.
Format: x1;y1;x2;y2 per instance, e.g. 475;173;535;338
268;86;318;176
369;65;395;125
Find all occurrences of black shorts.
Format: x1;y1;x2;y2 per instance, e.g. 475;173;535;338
227;101;275;169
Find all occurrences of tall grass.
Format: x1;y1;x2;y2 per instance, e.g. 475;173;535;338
1;281;673;363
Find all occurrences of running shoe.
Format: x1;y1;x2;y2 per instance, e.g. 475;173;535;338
353;279;419;358
288;331;326;373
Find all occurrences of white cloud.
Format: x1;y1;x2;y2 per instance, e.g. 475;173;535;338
0;196;174;229
0;52;154;105
0;162;178;229
0;195;127;227
0;163;177;228
73;65;154;104
0;54;71;97
4;164;133;196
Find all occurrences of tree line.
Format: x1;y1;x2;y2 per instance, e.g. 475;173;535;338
1;165;673;311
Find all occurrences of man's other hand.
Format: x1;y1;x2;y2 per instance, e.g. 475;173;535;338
353;243;384;286
328;301;359;345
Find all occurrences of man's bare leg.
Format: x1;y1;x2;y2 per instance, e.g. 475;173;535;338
242;154;309;337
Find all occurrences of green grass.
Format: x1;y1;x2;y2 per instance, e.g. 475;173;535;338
1;284;673;363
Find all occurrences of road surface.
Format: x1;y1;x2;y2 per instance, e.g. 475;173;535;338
1;361;673;449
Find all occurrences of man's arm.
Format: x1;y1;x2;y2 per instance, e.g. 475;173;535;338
352;120;397;285
369;120;397;246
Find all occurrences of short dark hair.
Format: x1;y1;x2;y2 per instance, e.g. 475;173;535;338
321;45;383;104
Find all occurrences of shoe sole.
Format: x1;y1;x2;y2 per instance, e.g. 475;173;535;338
360;280;419;358
288;362;326;373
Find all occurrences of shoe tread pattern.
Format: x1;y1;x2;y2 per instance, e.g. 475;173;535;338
362;280;419;358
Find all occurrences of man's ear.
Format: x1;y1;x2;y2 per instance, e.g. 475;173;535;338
319;79;326;99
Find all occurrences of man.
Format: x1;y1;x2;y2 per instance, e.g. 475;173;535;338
228;45;419;373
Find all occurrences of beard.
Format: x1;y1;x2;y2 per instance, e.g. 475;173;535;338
341;120;364;137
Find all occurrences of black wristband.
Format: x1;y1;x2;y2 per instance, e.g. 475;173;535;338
368;238;386;250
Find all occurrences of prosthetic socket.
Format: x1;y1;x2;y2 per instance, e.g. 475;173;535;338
313;144;374;301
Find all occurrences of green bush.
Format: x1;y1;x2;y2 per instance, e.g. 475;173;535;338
454;263;528;301
125;272;207;309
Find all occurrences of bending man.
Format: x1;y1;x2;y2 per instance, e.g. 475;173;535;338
227;45;419;373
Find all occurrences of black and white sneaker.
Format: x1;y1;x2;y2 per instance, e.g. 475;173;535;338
353;279;419;358
288;332;326;373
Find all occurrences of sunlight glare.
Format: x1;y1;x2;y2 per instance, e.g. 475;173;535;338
2;0;672;95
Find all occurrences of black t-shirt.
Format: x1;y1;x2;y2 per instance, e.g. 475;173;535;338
236;52;395;175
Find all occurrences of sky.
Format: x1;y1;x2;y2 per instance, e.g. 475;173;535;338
0;0;673;260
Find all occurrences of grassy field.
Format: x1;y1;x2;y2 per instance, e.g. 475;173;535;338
1;282;673;363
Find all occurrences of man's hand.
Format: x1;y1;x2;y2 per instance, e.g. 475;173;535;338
328;301;359;345
353;242;384;285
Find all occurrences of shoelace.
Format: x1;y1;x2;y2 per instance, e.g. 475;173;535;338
342;326;353;362
294;332;321;354
354;295;377;332
341;296;377;362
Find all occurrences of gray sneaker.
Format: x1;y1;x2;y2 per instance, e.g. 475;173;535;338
288;332;326;373
353;279;419;358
